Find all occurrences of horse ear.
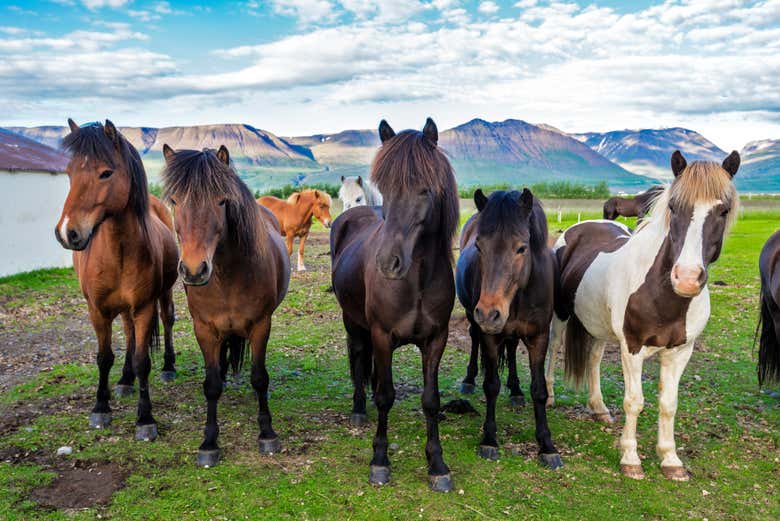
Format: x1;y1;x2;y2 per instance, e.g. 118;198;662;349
474;189;487;212
104;120;119;146
423;117;438;145
722;151;740;178
341;175;345;182
519;188;534;213
379;120;396;143
671;150;687;178
162;144;175;163
216;145;230;165
356;175;363;187
67;118;79;133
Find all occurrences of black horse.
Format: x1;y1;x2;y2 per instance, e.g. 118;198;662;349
758;230;780;388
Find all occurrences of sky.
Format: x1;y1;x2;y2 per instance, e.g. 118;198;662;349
1;0;779;151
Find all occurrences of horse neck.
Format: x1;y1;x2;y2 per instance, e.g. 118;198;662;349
297;197;315;224
95;204;149;253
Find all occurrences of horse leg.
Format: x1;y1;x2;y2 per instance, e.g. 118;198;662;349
285;234;294;258
345;316;371;426
421;330;453;492
657;342;693;481
460;320;479;394
249;316;281;454
132;304;158;442
297;233;308;272
476;334;501;462
545;315;566;407
159;288;176;382
619;342;647;479
587;340;613;423
527;332;563;469
89;309;114;429
195;324;223;467
368;328;394;486
506;337;525;408
115;311;136;397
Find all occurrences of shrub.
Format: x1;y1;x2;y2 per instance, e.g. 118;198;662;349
458;181;610;199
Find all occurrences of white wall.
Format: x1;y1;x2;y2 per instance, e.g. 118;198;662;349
0;171;72;277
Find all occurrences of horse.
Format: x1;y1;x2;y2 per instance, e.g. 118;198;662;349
455;188;562;468
161;144;290;467
257;189;333;272
339;175;383;211
54;119;179;441
546;150;740;481
330;118;459;492
757;230;780;387
603;185;665;222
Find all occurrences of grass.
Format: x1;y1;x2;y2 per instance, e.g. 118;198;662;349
0;204;778;520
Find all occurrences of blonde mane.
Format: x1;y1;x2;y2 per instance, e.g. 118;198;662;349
287;189;332;206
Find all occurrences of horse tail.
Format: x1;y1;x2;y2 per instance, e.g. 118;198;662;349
223;334;248;375
756;290;780;386
349;342;373;389
564;313;592;389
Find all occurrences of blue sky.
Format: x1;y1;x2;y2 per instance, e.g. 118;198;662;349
1;1;779;150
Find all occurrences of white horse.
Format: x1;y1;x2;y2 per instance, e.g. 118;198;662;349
338;175;383;211
546;150;740;481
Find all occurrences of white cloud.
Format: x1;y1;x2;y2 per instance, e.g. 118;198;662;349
478;1;499;15
81;0;130;9
269;0;337;25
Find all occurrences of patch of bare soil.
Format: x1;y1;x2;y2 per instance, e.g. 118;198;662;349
0;390;90;436
30;460;127;510
447;314;472;352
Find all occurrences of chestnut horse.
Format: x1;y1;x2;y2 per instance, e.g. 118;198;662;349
331;118;459;492
54;119;178;441
758;230;780;387
162;145;289;467
603;185;664;222
257;189;332;272
547;150;740;481
456;188;562;468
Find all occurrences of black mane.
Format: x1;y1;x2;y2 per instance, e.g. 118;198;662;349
478;190;548;252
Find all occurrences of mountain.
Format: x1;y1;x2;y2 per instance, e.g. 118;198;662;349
0;128;69;173
738;139;780;192
572;128;726;180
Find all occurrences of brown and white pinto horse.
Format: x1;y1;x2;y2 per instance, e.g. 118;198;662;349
55;119;179;441
603;185;664;222
330;118;458;492
257;189;332;272
162;145;289;467
757;230;780;387
547;150;740;481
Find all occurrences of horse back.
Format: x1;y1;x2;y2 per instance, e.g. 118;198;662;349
760;230;780;305
257;196;287;229
149;195;173;231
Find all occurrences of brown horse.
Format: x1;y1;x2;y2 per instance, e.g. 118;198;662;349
162;144;290;467
54;119;178;441
257;189;333;272
603;185;664;222
330;118;459;492
455;188;562;468
758;230;780;387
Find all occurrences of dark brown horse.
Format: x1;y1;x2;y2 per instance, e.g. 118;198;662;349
758;230;780;387
54;119;179;441
330;118;458;492
162;145;289;467
603;185;664;221
455;189;562;468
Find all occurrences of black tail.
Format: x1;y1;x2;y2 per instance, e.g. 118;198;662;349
349;343;373;389
564;314;592;389
222;335;248;375
757;292;780;386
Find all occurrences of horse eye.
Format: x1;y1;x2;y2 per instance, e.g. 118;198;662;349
356;197;362;203
720;208;729;217
475;242;482;253
169;198;177;206
218;199;227;206
516;245;527;255
99;170;113;179
668;204;675;214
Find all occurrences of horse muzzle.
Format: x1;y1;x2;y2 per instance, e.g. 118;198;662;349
474;304;507;335
671;264;706;298
179;260;212;286
54;224;91;251
376;251;409;280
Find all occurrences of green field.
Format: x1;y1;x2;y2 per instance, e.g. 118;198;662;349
0;204;778;520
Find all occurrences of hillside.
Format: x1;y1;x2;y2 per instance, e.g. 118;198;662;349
0;128;69;173
738;139;780;192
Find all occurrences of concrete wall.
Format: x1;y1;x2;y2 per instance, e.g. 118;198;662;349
0;170;72;277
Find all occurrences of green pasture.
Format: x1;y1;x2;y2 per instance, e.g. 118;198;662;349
0;203;777;520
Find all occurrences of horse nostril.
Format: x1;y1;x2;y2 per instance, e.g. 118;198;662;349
489;310;500;323
474;308;484;322
67;229;79;244
196;262;209;278
390;256;401;273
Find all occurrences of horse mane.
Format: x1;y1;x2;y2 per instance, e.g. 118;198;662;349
290;189;332;206
478;191;548;252
371;129;459;260
161;148;266;259
62;122;150;234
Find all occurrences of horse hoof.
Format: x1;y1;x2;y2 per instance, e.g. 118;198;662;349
114;385;135;398
135;423;158;442
428;473;453;493
349;413;368;426
297;266;307;272
258;437;282;455
592;412;615;424
197;449;221;468
539;452;564;470
477;445;500;461
509;395;526;408
545;397;555;408
460;382;476;394
369;465;391;486
160;371;176;383
89;412;112;429
661;466;690;481
621;464;645;480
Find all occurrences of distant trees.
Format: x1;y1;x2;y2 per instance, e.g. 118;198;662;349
458;181;610;199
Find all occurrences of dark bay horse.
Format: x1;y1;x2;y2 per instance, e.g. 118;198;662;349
162;145;289;467
758;230;780;386
330;118;458;492
54;119;178;441
455;189;562;468
603;185;664;222
547;150;740;481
